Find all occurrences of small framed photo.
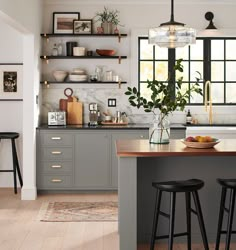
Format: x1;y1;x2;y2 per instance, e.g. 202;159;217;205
73;19;92;34
0;65;23;100
53;12;80;34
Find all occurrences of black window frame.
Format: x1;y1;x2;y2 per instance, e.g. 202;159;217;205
138;36;236;105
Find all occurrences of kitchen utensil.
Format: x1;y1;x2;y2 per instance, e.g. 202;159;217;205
59;88;73;111
96;49;116;56
89;103;99;126
67;96;83;124
53;70;68;82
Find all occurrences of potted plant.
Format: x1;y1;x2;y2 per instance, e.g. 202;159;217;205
94;6;121;34
125;59;203;144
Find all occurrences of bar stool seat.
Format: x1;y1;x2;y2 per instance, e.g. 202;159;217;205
150;178;209;250
215;178;236;250
0;132;23;194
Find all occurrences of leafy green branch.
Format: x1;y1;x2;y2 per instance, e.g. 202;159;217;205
125;59;203;118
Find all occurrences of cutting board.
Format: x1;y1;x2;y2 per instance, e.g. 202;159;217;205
59;88;73;111
67;96;83;124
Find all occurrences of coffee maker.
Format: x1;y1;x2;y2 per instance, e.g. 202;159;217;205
88;103;99;126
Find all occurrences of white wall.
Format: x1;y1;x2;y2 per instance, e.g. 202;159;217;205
42;0;236;125
0;0;42;200
0;22;23;187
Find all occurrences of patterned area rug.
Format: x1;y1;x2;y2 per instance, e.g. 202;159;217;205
39;201;118;222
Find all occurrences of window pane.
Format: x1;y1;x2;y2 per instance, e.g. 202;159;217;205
176;62;189;81
140;39;153;59
176;46;189;60
176;83;188;96
190;83;204;103
140;83;152;101
154;47;168;60
211;83;224;103
190;40;203;60
211;40;224;60
154;61;168;81
140;61;153;81
211;62;224;81
226;40;236;59
190;62;203;81
226;83;236;103
226;62;236;81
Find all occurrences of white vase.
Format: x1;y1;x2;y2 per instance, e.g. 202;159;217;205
149;113;170;144
101;22;113;34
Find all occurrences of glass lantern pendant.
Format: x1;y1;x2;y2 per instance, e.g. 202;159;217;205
148;0;196;48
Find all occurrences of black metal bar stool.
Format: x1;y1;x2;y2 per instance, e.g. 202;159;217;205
0;132;23;194
215;178;236;250
150;179;209;250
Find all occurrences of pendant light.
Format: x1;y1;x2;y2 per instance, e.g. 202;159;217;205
148;0;196;48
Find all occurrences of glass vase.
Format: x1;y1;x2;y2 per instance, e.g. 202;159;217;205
149;113;170;144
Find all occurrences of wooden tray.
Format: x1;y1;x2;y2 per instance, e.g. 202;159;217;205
180;139;220;148
101;121;128;126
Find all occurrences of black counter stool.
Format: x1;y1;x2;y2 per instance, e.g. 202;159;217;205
0;132;23;194
215;178;236;250
150;179;209;250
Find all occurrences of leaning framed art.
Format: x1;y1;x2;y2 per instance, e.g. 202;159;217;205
53;12;80;34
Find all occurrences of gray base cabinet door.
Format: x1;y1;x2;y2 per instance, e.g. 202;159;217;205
111;131;149;188
74;132;110;189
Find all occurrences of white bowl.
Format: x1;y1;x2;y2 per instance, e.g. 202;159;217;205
53;70;68;82
73;47;86;56
69;74;88;82
73;68;86;74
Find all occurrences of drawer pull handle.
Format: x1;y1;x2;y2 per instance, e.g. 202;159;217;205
51;151;62;155
140;135;144;138
51;179;62;183
51;137;61;140
51;165;62;168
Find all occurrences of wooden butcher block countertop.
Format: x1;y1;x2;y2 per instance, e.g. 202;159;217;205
116;139;236;157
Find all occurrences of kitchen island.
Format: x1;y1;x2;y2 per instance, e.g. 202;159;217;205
116;139;236;250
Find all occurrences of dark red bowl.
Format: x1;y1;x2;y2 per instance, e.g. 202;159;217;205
96;49;116;56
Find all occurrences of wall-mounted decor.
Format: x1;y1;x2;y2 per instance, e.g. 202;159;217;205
73;19;92;34
0;64;23;100
53;12;80;34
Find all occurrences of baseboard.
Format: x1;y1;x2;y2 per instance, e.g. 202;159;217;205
21;186;37;200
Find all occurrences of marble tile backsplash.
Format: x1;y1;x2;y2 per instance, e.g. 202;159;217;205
41;86;236;125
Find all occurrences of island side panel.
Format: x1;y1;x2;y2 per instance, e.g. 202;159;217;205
118;157;137;250
137;156;236;244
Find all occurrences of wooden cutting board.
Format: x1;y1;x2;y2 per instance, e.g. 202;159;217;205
67;96;83;124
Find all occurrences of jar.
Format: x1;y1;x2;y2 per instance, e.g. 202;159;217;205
149;113;170;144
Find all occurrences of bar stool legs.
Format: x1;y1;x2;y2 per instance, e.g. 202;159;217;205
150;187;209;250
215;179;236;250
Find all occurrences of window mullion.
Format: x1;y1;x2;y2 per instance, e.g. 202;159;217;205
168;48;176;100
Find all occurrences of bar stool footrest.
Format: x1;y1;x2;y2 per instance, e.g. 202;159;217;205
0;170;14;172
220;230;236;234
155;232;188;240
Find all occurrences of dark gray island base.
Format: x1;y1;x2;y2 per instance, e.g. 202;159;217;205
116;139;236;250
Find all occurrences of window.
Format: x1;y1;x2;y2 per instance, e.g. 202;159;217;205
138;37;236;105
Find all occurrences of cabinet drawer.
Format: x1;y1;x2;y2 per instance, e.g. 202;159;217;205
42;147;73;161
41;133;73;146
37;175;73;189
38;161;73;174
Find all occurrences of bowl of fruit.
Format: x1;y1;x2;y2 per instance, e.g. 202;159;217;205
181;136;220;148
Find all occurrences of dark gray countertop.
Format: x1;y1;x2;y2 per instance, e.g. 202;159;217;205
186;124;236;127
37;123;186;130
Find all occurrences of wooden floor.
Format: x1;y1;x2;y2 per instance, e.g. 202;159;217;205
0;188;235;250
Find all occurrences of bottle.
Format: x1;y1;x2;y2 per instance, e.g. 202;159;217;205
52;43;58;56
57;40;63;55
186;109;192;124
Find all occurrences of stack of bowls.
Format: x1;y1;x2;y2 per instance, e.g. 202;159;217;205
68;68;88;82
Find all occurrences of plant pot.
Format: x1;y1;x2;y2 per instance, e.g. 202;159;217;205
149;113;170;144
101;22;113;34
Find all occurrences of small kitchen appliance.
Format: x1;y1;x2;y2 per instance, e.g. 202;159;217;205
48;111;66;125
88;103;98;126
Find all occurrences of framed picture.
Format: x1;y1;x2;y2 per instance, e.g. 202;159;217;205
73;19;92;34
0;65;23;100
53;12;80;34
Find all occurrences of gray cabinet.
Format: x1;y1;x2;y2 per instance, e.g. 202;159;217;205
36;127;185;191
74;132;110;189
36;131;74;190
111;130;149;188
